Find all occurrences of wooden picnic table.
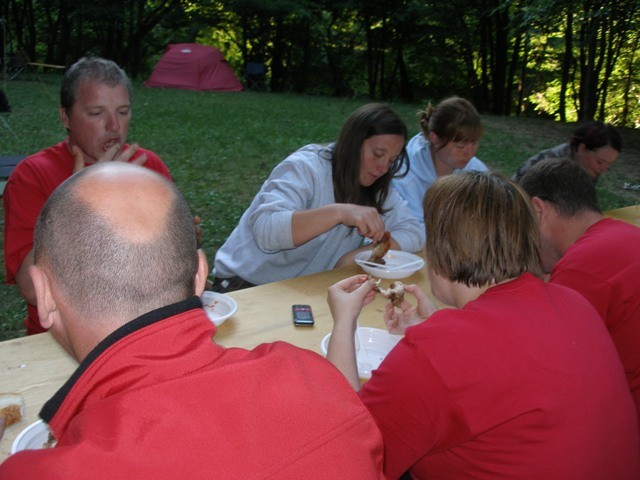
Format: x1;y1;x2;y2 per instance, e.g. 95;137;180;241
604;204;640;227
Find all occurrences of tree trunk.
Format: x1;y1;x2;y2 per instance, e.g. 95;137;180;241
478;15;490;112
270;16;285;92
491;5;509;115
559;9;573;123
396;43;412;101
365;16;376;98
598;11;627;119
578;5;600;121
516;33;530;116
620;31;639;125
504;27;521;116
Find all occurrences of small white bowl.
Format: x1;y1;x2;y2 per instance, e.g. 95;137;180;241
11;420;54;454
321;327;403;379
201;291;238;327
355;250;424;280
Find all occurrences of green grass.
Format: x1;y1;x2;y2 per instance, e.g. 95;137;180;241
1;75;638;341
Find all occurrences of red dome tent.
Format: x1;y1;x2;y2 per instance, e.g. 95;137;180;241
145;44;243;92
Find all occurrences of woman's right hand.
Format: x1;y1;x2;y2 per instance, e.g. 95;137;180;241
291;203;386;247
338;204;386;242
383;283;438;334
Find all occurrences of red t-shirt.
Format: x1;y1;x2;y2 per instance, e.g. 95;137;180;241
3;140;172;334
359;273;639;479
0;299;385;479
551;217;640;427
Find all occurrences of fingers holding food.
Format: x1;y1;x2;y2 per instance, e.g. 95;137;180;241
367;231;391;265
372;278;405;307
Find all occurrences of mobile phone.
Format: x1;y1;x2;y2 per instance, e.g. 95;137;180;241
292;304;314;326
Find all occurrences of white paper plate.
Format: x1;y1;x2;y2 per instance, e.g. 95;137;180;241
321;327;403;379
11;420;54;454
355;250;424;279
201;291;238;326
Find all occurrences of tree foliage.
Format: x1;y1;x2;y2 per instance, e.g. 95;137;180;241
1;0;638;125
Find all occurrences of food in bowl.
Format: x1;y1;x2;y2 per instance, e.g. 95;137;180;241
366;231;391;265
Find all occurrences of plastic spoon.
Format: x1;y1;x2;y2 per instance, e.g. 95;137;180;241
357;258;424;271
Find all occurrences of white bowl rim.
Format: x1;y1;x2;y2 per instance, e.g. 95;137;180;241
354;250;424;279
320;327;403;378
201;291;238;326
11;419;51;454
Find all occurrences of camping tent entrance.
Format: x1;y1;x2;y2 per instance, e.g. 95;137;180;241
145;43;243;92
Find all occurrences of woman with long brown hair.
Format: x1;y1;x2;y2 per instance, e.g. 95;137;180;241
212;103;423;292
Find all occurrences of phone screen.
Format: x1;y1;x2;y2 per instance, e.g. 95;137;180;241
292;304;314;326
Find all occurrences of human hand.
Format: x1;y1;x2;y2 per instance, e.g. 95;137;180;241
72;143;148;173
327;274;376;329
326;274;375;390
339;204;386;242
383;283;438;334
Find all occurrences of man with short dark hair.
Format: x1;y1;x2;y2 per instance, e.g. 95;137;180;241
518;157;640;429
3;56;172;335
0;162;385;479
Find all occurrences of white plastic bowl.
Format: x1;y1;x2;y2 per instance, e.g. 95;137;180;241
201;291;238;327
321;327;403;379
355;250;424;280
11;420;54;454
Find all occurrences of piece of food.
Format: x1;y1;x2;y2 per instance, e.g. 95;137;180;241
373;278;405;307
43;432;57;449
367;231;391;265
0;393;25;427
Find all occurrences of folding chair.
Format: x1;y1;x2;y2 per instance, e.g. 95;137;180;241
8;51;29;80
245;62;267;91
0;89;16;138
0;155;25;195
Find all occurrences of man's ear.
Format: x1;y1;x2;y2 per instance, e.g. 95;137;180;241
29;265;59;330
193;249;209;297
60;106;70;131
530;196;547;220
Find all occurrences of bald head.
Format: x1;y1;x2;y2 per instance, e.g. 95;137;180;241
75;163;173;243
33;163;199;326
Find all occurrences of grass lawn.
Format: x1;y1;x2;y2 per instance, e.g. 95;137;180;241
1;75;639;340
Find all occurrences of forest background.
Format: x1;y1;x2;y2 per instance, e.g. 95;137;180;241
2;0;640;126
